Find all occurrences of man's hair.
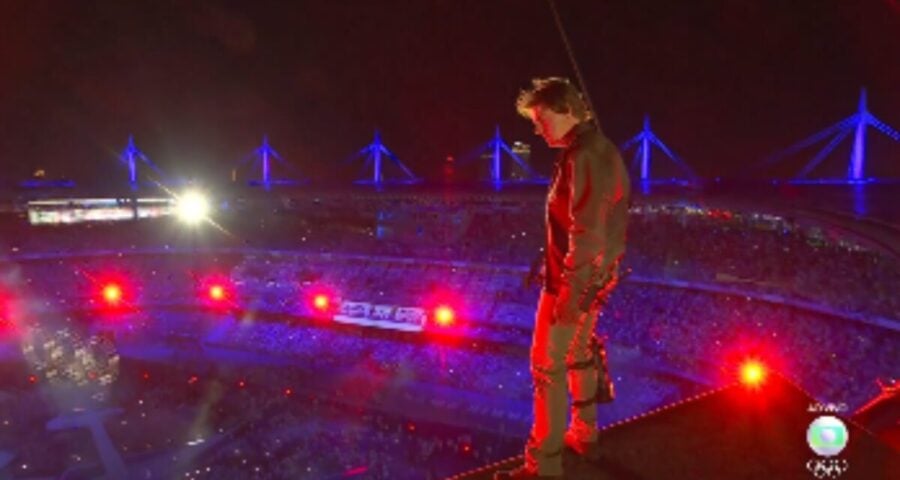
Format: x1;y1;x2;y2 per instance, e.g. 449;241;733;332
516;77;592;121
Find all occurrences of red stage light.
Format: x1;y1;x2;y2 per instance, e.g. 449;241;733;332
434;305;455;327
313;294;329;311
284;388;293;396
719;338;785;390
28;374;37;384
197;274;234;307
208;285;226;301
237;380;246;389
740;359;767;388
306;285;339;318
102;284;122;305
90;272;134;312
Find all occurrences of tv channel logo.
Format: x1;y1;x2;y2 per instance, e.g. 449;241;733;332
807;415;849;457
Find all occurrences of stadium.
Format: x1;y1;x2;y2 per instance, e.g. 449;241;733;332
0;182;898;479
1;1;899;479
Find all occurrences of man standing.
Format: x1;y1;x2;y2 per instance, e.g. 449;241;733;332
496;77;629;479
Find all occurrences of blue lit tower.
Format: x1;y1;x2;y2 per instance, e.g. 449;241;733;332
467;125;547;187
767;88;900;183
350;130;421;186
119;135;165;190
238;135;305;189
620;115;696;185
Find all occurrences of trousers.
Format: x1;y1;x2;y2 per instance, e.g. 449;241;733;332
524;290;612;475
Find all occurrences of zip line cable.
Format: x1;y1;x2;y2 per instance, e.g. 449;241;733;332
547;0;602;131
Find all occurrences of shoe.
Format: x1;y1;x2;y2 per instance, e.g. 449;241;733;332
564;437;601;462
493;465;563;479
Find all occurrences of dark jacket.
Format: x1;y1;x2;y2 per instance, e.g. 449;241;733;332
544;122;630;321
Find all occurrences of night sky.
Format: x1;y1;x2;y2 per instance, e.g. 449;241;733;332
1;0;898;187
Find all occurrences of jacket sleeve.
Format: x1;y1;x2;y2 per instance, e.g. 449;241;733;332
553;139;624;322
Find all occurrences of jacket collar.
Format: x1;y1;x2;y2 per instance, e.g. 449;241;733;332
561;121;594;148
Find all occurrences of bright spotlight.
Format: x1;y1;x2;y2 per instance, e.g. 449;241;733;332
176;191;210;225
740;359;767;388
434;305;455;327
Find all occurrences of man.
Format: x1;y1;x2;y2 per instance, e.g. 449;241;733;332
496;77;630;479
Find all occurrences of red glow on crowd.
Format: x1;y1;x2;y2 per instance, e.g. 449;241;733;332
0;293;15;335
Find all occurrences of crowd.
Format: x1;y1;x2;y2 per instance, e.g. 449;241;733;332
0;356;520;479
0;385;102;477
624;206;900;320
200;320;531;402
180;388;505;480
